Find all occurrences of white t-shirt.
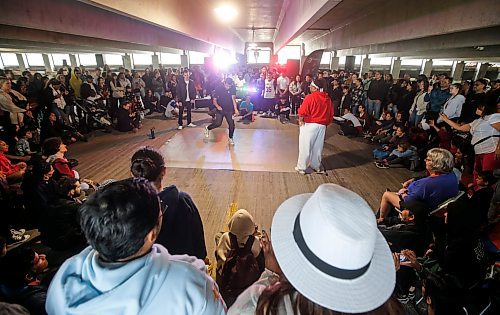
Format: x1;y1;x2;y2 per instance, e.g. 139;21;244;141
185;80;190;102
470;113;500;154
277;76;290;91
263;79;276;99
342;112;362;127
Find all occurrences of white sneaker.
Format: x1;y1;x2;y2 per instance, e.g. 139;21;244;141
228;138;235;146
187;123;196;127
294;166;306;175
177;125;183;130
313;168;326;174
204;126;210;138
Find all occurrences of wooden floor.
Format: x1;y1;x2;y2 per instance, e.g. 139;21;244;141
68;111;411;259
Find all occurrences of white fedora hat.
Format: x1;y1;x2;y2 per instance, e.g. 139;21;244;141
271;184;395;313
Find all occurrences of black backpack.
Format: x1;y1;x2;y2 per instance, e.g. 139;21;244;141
218;233;262;302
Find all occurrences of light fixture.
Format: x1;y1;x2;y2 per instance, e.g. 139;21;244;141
214;4;238;22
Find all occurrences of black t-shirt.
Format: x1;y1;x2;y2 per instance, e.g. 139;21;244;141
214;85;236;112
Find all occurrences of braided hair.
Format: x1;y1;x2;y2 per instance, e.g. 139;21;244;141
130;146;165;182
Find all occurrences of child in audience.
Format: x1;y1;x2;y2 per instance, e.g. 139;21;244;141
375;142;418;169
274;96;291;123
238;95;254;123
14;129;36;158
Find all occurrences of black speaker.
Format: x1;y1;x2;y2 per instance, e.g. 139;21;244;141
345;56;355;72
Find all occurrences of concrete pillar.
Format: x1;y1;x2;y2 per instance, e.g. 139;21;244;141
95;54;105;68
181;51;189;68
390;57;402;79
152;53;160;69
16;54;26;71
69;54;78;67
360;55;371;75
451;61;465;82
42;53;52;73
421;59;433;77
122;53;132;70
329;51;339;70
474;62;489;80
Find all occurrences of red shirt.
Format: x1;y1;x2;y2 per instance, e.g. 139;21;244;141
0;153;21;176
298;91;333;125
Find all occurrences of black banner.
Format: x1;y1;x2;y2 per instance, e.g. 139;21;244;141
300;49;324;78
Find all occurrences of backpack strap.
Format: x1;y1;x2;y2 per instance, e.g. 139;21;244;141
472;135;499;147
228;233;239;251
242;235;255;253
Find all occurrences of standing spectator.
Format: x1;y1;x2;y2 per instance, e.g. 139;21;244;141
409;79;429;127
460;78;488;123
276;72;289;99
288;75;302;115
175;70;197;130
351;78;365;115
330;78;342;114
151;70;164;100
109;73;125;119
0;77;27;128
300;74;312;98
436;83;466;123
339;86;352;113
440;103;499;183
295;80;333;174
131;72;146;97
69;68;83;100
425;76;451;121
142;67;154;90
262;73;276;115
45;178;226;315
367;71;389;120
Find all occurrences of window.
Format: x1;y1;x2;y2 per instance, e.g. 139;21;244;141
401;58;423;66
1;53;19;66
320;52;331;65
25;53;45;66
52;54;70;66
104;54;123;66
339;56;346;65
132;53;152;66
370;57;393;65
78;54;96;66
189;51;207;65
0;56;3;68
160;53;181;65
433;60;453;66
247;49;271;64
277;46;301;64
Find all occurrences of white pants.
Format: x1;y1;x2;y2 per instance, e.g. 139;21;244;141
297;123;326;170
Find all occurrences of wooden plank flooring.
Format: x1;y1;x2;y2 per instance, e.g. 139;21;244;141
68;111;411;259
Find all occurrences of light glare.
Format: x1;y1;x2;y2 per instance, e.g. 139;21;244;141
214;5;238;21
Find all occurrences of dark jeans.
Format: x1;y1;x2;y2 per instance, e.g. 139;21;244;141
178;101;192;126
208;110;235;138
291;95;301;114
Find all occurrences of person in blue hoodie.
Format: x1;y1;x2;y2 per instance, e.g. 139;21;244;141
45;178;226;315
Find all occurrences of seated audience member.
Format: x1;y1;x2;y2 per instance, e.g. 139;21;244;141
378;148;459;223
21;162;57;226
42;137;78;181
40;177;86;252
45;178;225;314
274;96;291;123
229;184;399;314
0;140;27;184
130;147;207;259
238;95;254;123
335;107;363;137
0;247;48;315
159;90;178;119
14;129;36;158
215;209;264;306
372;126;409;160
40;112;77;144
365;111;395;138
116;100;139;132
428;119;453;151
375;142;418;170
422;273;466;315
143;89;159;113
378;200;429;254
357;104;371;132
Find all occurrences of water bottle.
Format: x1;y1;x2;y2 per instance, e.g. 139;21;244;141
150;127;156;139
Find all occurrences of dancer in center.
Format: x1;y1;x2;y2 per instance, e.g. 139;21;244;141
295;79;334;174
204;78;239;145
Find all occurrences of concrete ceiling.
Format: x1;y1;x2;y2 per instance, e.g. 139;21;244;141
0;0;499;62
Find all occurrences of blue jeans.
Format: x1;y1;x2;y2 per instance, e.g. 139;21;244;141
409;110;424;127
373;148;390;160
367;98;382;119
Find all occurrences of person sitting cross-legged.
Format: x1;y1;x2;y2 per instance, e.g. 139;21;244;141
238;95;254;123
46;178;226;315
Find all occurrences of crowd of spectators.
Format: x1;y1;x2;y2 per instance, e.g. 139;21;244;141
1;61;499;314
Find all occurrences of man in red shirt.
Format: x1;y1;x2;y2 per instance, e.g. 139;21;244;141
296;80;334;174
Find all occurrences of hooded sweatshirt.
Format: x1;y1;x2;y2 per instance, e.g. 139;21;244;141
46;245;226;315
298;91;334;125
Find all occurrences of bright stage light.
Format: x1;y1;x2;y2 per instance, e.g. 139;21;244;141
213;50;237;69
214;4;238;22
